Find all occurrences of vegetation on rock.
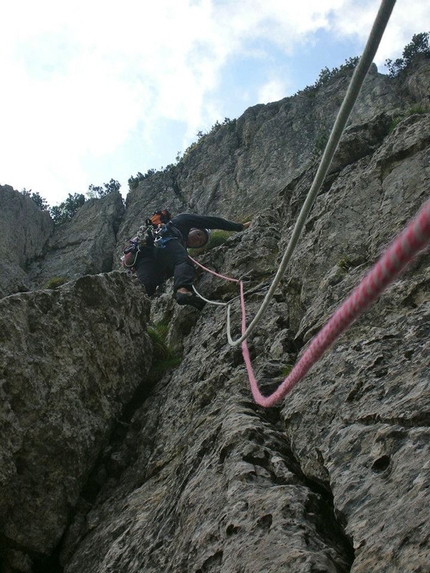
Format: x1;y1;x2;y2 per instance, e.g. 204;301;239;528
385;32;430;76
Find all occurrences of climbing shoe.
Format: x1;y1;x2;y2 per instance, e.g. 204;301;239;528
175;291;206;310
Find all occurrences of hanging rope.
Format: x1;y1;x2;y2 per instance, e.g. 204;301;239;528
182;0;417;408
189;200;429;406
226;0;397;347
188;255;240;283
189;256;255;306
241;199;430;407
192;285;228;307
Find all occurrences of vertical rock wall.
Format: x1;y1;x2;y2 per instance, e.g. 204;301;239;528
59;113;430;573
0;57;429;573
0;273;153;571
0;185;53;297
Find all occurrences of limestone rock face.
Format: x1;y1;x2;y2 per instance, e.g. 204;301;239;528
0;189;125;298
117;59;428;240
27;191;125;290
0;58;429;573
0;185;53;297
0;272;152;566
61;115;429;572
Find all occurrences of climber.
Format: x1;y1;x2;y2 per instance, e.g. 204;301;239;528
134;213;251;309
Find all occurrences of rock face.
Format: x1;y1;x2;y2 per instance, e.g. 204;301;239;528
0;188;125;297
60;112;430;573
0;185;53;297
27;191;125;290
0;57;429;573
0;272;153;570
116;58;430;247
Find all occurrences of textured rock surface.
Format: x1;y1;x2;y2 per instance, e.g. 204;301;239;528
27;191;125;290
61;113;429;572
62;108;430;573
276;114;430;572
0;272;152;568
0;58;429;573
0;188;125;297
115;58;429;248
0;185;53;297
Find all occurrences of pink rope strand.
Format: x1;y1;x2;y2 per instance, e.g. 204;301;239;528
188;255;240;283
241;199;430;407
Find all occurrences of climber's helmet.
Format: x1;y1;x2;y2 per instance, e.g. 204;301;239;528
187;228;211;248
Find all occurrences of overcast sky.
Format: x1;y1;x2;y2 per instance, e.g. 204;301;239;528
1;0;428;206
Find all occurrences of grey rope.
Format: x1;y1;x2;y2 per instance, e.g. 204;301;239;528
192;285;228;306
227;0;397;347
193;279;269;307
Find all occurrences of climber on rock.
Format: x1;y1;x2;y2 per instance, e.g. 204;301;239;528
132;213;251;310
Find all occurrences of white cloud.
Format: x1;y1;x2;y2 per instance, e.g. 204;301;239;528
0;0;428;205
330;0;430;66
258;78;290;104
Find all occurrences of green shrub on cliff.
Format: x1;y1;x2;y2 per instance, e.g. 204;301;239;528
385;32;430;77
49;193;86;225
87;179;121;199
21;189;49;211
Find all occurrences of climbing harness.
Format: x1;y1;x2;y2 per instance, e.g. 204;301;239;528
153;223;182;249
121;211;181;274
121;224;149;274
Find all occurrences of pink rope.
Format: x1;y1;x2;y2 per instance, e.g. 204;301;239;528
188;255;240;283
241;199;430;407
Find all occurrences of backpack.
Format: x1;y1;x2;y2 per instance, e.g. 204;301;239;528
121;209;174;271
146;209;172;227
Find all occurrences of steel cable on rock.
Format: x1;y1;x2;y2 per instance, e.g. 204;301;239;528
226;0;397;347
